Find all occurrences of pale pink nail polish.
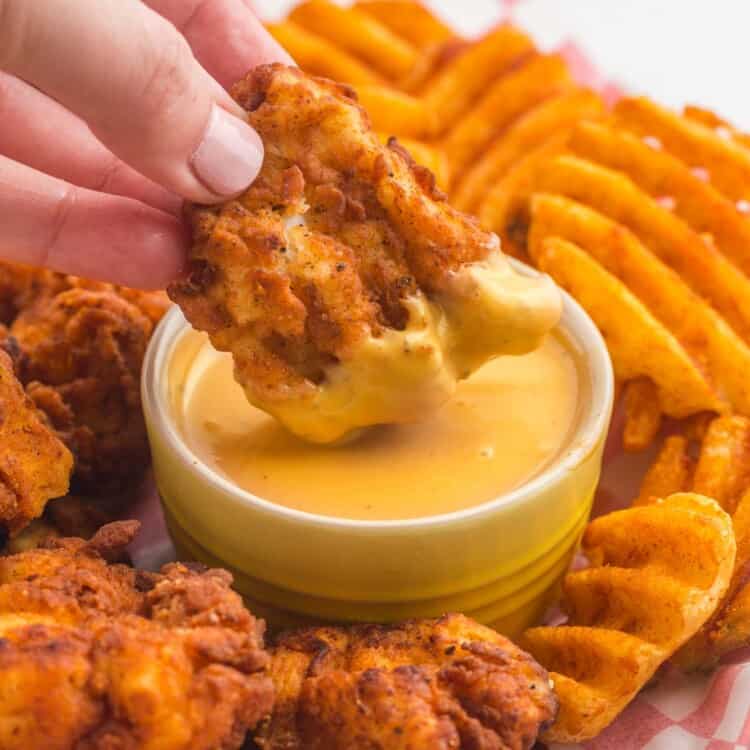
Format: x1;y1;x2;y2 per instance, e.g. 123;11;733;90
191;104;264;197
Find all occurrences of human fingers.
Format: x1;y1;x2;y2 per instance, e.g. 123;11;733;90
0;0;263;203
0;155;185;289
0;72;180;215
145;0;293;90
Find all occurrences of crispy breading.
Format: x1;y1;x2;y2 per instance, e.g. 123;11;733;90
169;64;560;443
256;613;557;750
11;289;153;492
0;260;170;328
0;348;72;537
0;521;274;750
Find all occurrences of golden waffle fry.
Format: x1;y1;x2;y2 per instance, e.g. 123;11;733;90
290;0;419;81
421;25;535;135
637;417;750;668
398;37;469;93
267;21;384;85
357;84;436;138
635;435;693;505
691;415;750;515
615;97;750;203
478;136;570;258
623;377;662;453
523;493;736;743
527;193;750;416
683;104;750;151
452;88;605;213
530;155;750;344
568;120;750;277
443;53;572;176
355;1;455;49
532;237;724;418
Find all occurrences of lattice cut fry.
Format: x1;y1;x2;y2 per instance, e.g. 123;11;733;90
615;97;750;203
524;493;736;743
532;237;724;418
691;415;750;516
357;84;436;138
636;436;693;506
623;377;662;453
527;193;750;416
478;136;570;257
452;88;605;212
267;22;384;85
355;1;455;49
636;417;750;668
443;53;572;176
683;104;750;151
421;25;535;136
569;120;750;277
290;0;419;81
533;154;750;344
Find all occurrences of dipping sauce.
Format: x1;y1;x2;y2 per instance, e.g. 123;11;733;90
172;331;580;521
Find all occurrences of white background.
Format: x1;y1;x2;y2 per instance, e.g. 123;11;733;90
254;0;750;127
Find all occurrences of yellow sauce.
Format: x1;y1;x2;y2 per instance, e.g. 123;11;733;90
173;331;580;521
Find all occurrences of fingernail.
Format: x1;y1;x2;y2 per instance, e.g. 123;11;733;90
191;104;264;197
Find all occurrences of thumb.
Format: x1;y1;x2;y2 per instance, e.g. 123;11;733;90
0;0;263;203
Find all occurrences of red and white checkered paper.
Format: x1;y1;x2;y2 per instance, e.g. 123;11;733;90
130;2;750;747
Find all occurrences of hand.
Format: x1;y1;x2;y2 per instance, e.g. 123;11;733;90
0;0;291;288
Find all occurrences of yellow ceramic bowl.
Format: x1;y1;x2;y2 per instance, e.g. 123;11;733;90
143;268;613;637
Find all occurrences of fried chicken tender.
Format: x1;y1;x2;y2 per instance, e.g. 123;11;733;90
255;613;557;750
169;64;561;443
0;348;72;537
0;521;274;750
10;289;153;492
0;259;171;329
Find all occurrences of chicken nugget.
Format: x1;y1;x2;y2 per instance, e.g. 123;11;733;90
11;289;152;492
0;347;72;537
169;64;560;442
257;613;557;749
0;521;274;750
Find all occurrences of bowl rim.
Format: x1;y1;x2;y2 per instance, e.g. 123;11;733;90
143;260;614;532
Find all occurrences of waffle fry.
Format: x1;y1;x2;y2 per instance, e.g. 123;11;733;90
623;378;662;453
443;53;572;175
452;88;605;212
523;493;735;743
527;156;750;343
267;22;384;85
635;417;750;668
290;0;419;81
635;436;693;505
421;25;535;135
568;120;750;276
485;92;750;445
357;85;436;137
683;104;750;151
533;237;724;418
354;1;454;49
615;97;750;203
527;193;750;416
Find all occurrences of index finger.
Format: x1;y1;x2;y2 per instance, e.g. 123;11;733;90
147;0;294;90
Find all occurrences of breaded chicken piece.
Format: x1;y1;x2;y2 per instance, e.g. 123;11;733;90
169;64;560;442
255;614;557;749
11;289;153;492
0;521;274;750
0;348;72;537
0;259;171;329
